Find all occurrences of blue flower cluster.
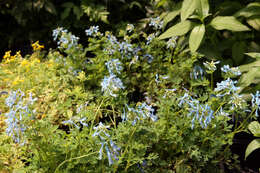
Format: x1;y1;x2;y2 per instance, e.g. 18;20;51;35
178;93;214;129
104;33;135;59
4;90;37;143
62;117;88;129
105;59;123;75
52;27;79;50
251;91;260;117
85;26;99;37
221;65;241;76
214;78;240;97
92;122;120;166
124;102;158;125
101;73;125;97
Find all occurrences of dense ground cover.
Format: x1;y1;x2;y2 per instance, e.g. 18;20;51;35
0;18;259;172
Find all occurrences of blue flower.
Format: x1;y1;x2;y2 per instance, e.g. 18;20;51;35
52;27;68;41
146;33;155;45
118;41;133;58
105;59;123;75
214;78;240;97
92;123;120;166
178;93;215;129
190;65;205;80
125;102;158;125
4;90;36;144
101;73;125;97
221;65;241;76
167;37;178;49
85;26;99;37
62;117;88;129
149;17;163;30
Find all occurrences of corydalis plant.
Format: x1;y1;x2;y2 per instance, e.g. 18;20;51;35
124;102;158;125
92;122;120;166
53;27;79;51
4;90;37;144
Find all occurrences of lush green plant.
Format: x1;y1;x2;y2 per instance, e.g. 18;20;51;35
1;21;259;172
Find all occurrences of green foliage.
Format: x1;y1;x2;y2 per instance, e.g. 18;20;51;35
239;53;260;92
245;121;260;160
1;6;259;172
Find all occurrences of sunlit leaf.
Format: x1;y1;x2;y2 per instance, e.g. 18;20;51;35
181;0;197;21
210;16;250;31
245;139;260;160
189;24;205;52
159;20;195;39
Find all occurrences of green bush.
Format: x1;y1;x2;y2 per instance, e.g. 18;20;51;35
0;20;259;172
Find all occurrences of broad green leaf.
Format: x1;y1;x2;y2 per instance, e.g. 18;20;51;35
197;0;209;18
210;16;250;31
181;0;197;21
235;2;260;18
158;20;195;40
247;15;260;31
163;2;182;27
189;24;205;52
232;42;246;65
238;68;259;92
245;139;260;160
245;52;260;59
248;121;260;137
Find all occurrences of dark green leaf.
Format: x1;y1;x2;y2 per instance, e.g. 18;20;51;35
232;42;246;65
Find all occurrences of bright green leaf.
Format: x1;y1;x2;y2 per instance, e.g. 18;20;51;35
189;24;205;52
181;0;197;21
247;15;260;31
197;0;209;18
210;16;250;31
245;52;260;59
248;121;260;137
245;139;260;160
158;20;195;40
